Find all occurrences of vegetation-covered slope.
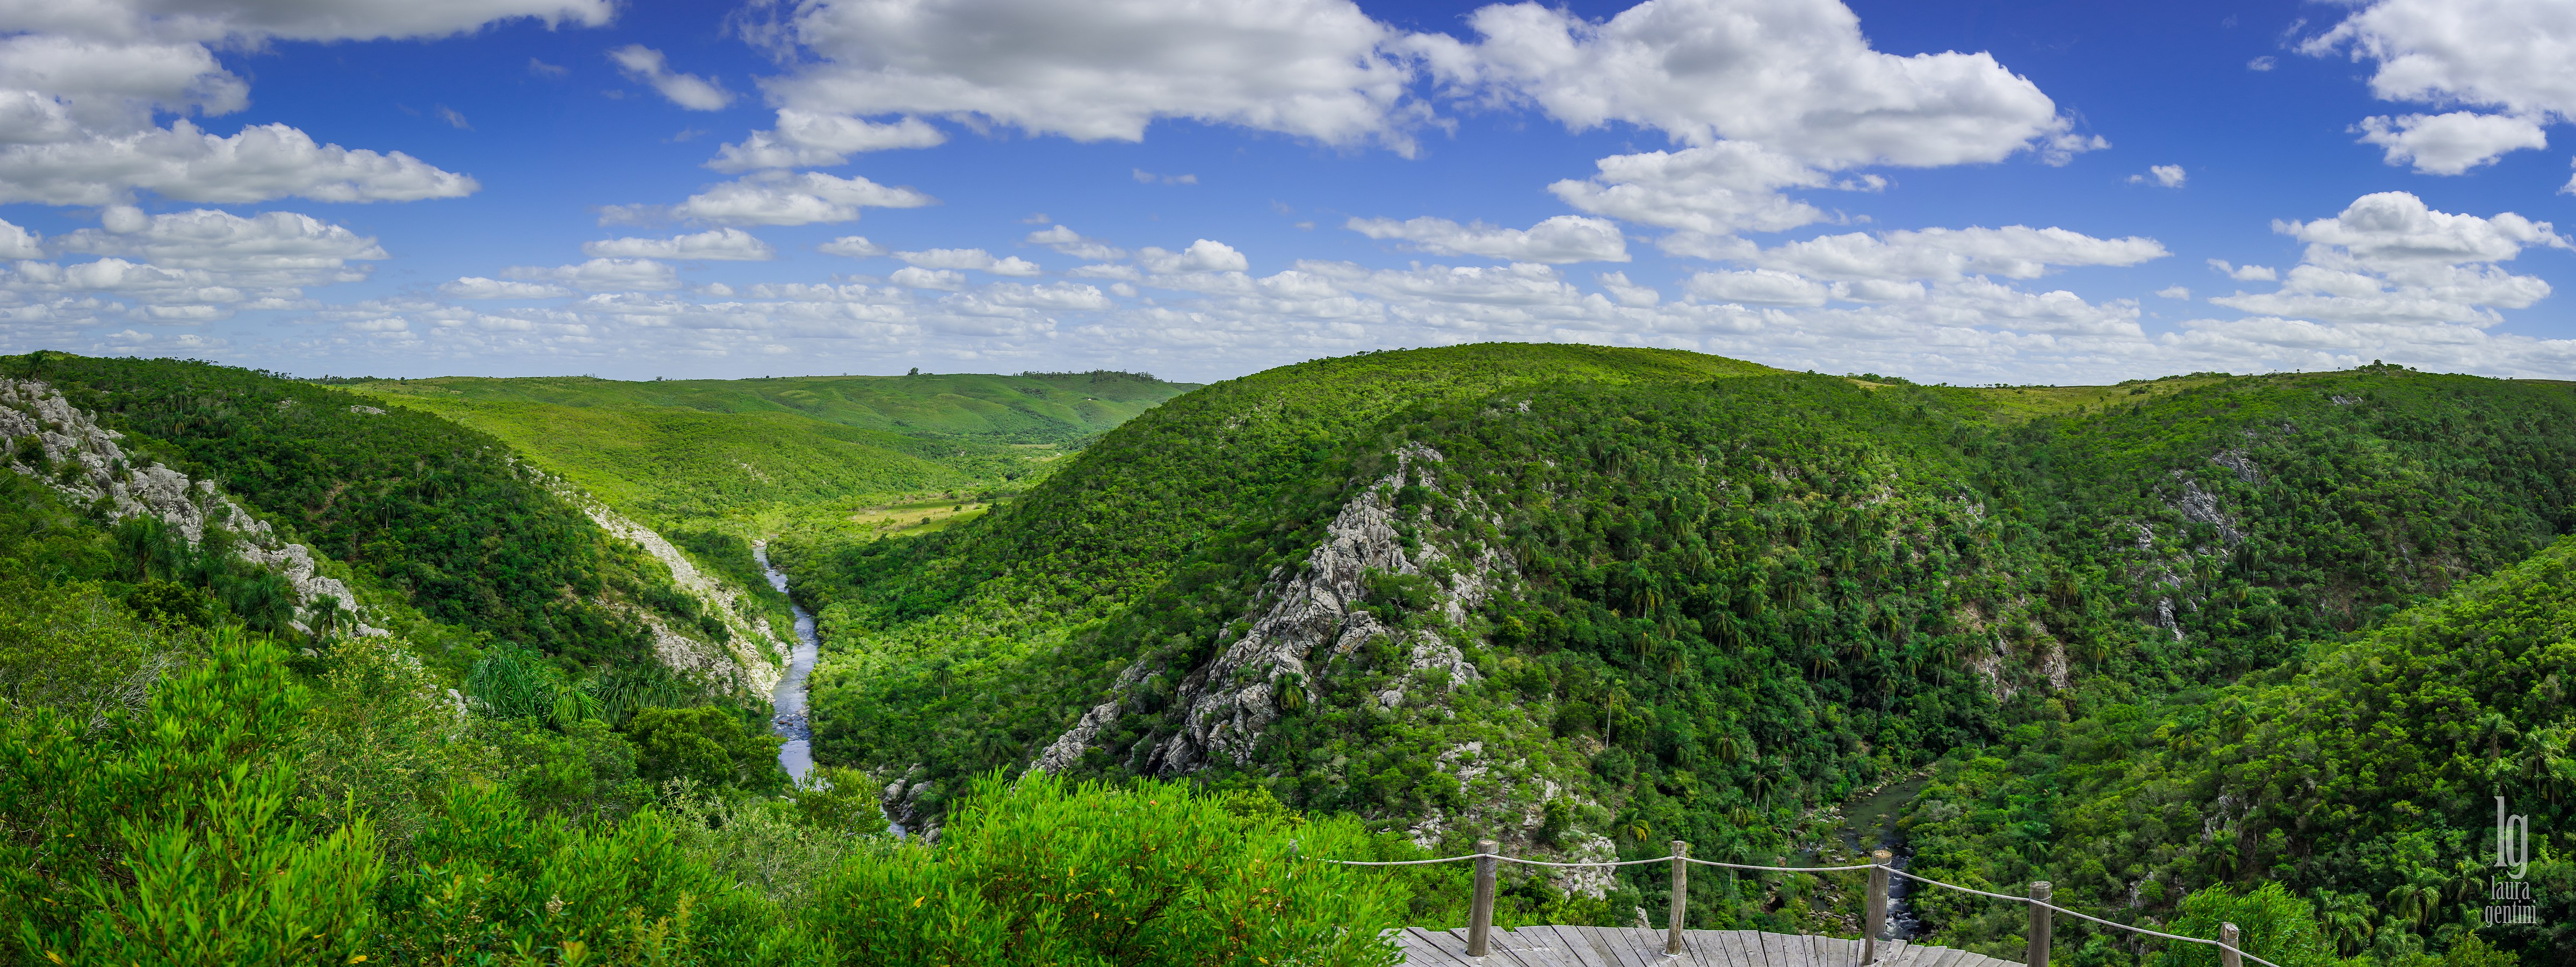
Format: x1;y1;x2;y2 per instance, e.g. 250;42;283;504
348;370;1197;445
781;345;2576;959
8;352;757;680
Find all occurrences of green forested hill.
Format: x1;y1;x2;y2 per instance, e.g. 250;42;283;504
346;370;1195;444
347;370;1199;531
778;344;2576;963
6;353;741;676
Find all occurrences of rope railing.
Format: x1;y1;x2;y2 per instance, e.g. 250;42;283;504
1320;842;2276;967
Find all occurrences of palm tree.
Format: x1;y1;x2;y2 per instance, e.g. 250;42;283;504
2311;889;2374;957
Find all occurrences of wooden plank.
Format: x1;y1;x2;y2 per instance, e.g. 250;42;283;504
1728;930;1769;967
1400;926;1477;966
1767;930;1813;967
1535;925;1618;967
1573;925;1647;967
1488;927;1571;967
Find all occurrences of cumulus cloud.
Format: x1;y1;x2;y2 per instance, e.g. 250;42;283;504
1347;214;1629;263
1419;0;2084;168
1133;169;1199;185
707;111;944;171
0;1;592;206
440;277;577;299
1546;141;1844;242
756;0;1421;149
502;258;681;291
1138;239;1250;274
895;248;1044;276
2129;164;2186;187
2209;259;2277;282
1755;226;2168;281
0;218;42;259
583;228;777;261
608;45;735;111
631;171;936;226
819;235;888;257
54;206;386;276
2304;1;2576;170
0;120;476;206
891;266;969;290
1684;269;1828;306
2156;285;2191;299
2354;111;2548;174
2209;192;2567;326
1025;225;1126;261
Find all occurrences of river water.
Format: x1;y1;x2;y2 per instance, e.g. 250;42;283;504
1835;774;1931;939
755;542;820;782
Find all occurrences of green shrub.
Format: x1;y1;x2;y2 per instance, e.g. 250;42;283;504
628;705;788;796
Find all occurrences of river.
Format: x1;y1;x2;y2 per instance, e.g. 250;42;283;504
1835;773;1930;939
755;542;820;782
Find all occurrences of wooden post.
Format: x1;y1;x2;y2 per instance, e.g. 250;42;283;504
1864;849;1892;964
2219;922;2242;967
1667;840;1688;955
1467;839;1498;958
2026;881;2053;967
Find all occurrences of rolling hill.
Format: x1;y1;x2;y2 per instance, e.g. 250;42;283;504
775;343;2576;961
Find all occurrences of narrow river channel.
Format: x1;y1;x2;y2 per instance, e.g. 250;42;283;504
754;541;820;782
1836;774;1930;939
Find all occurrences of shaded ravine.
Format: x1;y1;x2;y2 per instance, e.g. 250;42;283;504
1836;774;1931;940
755;541;820;782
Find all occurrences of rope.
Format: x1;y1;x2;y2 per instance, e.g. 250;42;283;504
1887;868;2287;967
1319;849;2285;967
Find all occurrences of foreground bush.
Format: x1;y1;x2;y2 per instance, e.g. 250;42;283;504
807;771;1406;967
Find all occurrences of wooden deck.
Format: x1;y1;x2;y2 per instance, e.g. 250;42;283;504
1393;926;2020;967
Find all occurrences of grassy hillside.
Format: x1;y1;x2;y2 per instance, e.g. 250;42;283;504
778;344;2576;958
348;370;1198;536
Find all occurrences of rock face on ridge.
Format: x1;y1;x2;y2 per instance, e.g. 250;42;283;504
548;481;786;695
1032;444;1514;776
0;378;383;636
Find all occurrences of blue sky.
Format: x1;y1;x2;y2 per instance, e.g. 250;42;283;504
3;0;2573;384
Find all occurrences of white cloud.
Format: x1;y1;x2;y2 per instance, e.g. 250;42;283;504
502;258;681;291
1347;214;1629;263
2304;2;2576;171
1133;168;1199;185
707;111;944;171
2209;259;2277;282
1072;263;1142;281
583;228;778;261
2156;285;2191;299
1549;142;1836;238
758;0;1421;149
2208;192;2566;326
608;45;734;111
2129;164;2185;187
1596;271;1660;307
891;266;969;290
2304;0;2576;124
819;235;888;257
530;59;570;78
0;218;42;259
1139;239;1250;274
1025;225;1126;261
1684;269;1828;306
1421;0;2084;168
436;105;471;129
0;120;476;206
2354;111;2548;174
54;206;386;276
650;171;937;226
2248;56;2276;71
0;2;595;206
895;248;1044;276
1756;226;2168;281
440;277;576;299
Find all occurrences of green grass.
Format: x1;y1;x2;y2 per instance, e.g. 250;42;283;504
349;370;1199;445
349;370;1198;539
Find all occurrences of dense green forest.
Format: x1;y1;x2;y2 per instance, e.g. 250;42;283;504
0;359;1443;964
14;355;729;667
777;344;2576;965
8;344;2575;965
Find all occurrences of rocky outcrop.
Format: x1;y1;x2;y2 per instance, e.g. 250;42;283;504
1134;444;1508;776
0;378;383;637
538;478;786;695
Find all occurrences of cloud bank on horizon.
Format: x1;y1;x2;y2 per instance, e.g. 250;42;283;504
2;0;2574;383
